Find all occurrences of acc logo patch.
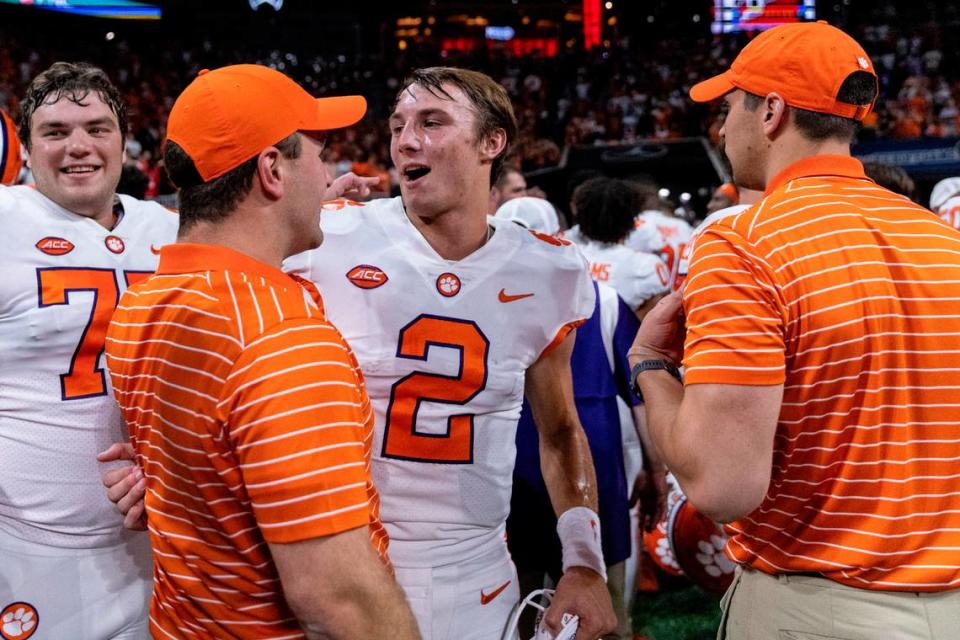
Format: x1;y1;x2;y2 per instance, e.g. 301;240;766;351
321;198;365;212
436;272;461;297
104;235;125;254
35;237;74;256
1;602;38;640
347;264;388;290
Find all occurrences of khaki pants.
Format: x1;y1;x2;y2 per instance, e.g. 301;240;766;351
718;568;960;640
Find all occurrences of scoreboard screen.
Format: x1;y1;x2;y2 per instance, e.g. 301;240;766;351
712;1;816;34
0;0;161;20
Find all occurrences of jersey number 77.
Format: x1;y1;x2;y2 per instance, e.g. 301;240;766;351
37;267;151;401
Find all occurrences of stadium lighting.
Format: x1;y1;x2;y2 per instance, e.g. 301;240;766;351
249;0;283;10
0;0;161;20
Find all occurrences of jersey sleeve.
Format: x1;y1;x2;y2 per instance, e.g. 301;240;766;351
220;318;374;543
623;253;670;310
537;237;596;359
682;224;787;386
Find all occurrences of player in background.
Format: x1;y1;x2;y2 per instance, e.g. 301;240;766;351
623;179;693;289
0;62;178;639
489;165;528;213
494;195;561;236
1;108;23;185
672;185;762;292
288;67;617;640
567;176;670;318
930;176;960;229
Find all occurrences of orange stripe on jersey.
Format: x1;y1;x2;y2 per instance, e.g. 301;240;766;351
539;319;586;360
682;155;960;591
105;243;387;638
0;109;23;186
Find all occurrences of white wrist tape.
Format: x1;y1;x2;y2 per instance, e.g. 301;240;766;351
556;506;607;582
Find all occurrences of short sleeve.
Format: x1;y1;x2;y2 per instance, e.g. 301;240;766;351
682;225;787;386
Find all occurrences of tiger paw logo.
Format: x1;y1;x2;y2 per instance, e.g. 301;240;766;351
104;235;125;254
436;272;461;297
695;534;736;578
1;603;38;640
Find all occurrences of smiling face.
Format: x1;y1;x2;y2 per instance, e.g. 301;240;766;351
389;82;501;220
28;93;123;224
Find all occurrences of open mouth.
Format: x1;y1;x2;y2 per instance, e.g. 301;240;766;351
403;166;431;183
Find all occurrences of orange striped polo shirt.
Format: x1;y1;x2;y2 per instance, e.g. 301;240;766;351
683;155;960;591
105;243;388;638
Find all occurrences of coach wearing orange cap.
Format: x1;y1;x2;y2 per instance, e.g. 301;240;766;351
103;64;420;639
629;21;960;640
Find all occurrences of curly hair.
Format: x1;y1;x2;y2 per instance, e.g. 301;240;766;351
573;177;642;245
17;61;127;150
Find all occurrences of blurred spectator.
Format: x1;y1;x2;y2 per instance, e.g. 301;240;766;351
863;161;917;199
705;182;739;215
489;165;527;213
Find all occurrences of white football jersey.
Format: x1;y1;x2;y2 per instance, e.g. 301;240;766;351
571;239;669;310
625;210;693;287
0;186;178;548
937;195;960;230
286;197;594;567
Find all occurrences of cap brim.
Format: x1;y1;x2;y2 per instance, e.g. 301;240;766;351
689;72;735;103
307;95;368;131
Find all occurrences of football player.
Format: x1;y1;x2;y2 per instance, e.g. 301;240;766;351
567;176;670;319
288;67;617;640
0;62;178;638
623;181;693;289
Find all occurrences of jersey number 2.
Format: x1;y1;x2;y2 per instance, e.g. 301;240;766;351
382;315;489;464
37;268;151;400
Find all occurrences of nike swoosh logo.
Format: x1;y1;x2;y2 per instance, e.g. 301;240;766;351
498;288;534;303
150;245;162;255
480;580;511;605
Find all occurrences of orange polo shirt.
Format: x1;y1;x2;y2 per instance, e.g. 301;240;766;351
684;155;960;591
106;244;387;638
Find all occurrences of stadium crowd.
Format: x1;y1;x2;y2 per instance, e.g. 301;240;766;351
2;5;960;640
2;10;959;200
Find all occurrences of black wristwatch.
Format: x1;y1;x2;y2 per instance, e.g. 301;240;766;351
630;359;682;401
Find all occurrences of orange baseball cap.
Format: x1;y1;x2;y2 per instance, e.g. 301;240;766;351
690;21;877;121
166;64;366;183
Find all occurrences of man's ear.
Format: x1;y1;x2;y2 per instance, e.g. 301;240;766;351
256;147;284;200
479;128;508;163
761;93;788;138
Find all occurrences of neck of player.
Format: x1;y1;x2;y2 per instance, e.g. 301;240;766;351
405;195;493;262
